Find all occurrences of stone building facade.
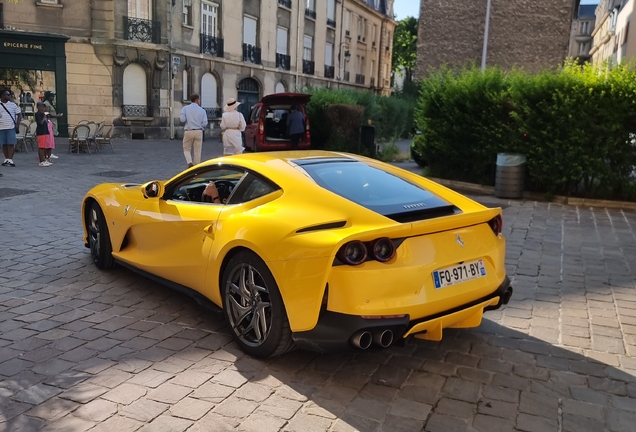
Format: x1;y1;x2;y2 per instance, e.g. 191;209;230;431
415;0;578;78
1;0;396;139
590;0;622;65
567;3;597;63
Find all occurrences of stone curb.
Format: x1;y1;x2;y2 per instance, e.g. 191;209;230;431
426;176;636;211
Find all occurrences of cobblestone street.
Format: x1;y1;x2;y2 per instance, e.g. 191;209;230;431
1;139;635;432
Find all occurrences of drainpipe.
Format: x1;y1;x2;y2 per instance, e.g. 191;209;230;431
295;0;303;91
337;0;346;89
168;0;175;139
481;0;492;72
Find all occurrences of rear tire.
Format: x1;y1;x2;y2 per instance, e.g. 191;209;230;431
87;202;115;270
221;251;294;358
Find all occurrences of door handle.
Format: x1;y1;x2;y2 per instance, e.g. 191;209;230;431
203;224;214;236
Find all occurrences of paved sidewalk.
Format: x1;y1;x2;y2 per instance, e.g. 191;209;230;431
0;139;635;432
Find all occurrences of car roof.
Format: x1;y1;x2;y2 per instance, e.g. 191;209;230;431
260;93;311;105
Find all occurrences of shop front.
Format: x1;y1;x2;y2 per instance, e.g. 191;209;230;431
0;30;69;136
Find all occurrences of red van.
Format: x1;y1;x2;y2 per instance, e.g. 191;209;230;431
243;93;311;151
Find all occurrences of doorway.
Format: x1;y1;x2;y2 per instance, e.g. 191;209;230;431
237;77;260;120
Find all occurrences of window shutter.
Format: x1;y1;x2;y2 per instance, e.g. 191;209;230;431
325;43;333;66
277;27;288;54
123;64;147;106
201;73;218;108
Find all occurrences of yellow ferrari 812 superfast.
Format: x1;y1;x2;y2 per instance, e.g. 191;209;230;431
82;151;512;358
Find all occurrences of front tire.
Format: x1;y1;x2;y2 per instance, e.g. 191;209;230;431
221;251;294;358
87;201;115;270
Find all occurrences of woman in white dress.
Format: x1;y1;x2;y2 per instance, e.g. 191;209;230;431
220;98;246;155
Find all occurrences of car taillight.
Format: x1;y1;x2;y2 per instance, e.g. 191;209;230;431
489;215;503;236
336;241;367;266
371;237;396;262
259;118;264;135
305;118;310;136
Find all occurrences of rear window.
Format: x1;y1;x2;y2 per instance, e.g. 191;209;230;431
300;161;457;222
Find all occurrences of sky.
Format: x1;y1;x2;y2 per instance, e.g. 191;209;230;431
393;0;599;21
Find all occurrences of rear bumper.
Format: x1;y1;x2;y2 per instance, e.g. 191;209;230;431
292;276;512;353
258;141;311;151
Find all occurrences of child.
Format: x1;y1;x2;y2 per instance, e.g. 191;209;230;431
35;102;52;166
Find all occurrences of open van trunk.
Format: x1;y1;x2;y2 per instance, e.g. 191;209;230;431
264;105;294;143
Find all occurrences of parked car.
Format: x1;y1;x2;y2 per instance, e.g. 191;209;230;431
82;151;511;358
243;93;311;152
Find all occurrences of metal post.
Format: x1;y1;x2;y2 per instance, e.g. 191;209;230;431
168;0;175;139
481;0;492;72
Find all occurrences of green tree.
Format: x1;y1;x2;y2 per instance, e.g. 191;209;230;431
392;17;418;84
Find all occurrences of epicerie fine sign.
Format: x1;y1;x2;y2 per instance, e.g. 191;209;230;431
3;42;44;50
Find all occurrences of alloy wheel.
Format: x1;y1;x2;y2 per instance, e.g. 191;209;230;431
225;263;272;347
88;207;101;262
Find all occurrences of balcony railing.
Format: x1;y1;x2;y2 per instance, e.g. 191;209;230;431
327;18;336;28
278;0;292;8
305;9;316;19
243;43;262;64
345;30;350;37
344;71;350;82
124;16;161;44
355;74;365;85
324;65;335;79
276;53;291;70
303;60;315;75
204;107;222;119
200;34;224;57
122;105;153;117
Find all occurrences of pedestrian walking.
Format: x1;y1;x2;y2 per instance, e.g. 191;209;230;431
35;102;53;167
286;105;306;150
220;98;246;155
0;88;22;168
180;93;208;168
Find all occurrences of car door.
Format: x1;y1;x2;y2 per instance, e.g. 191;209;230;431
129;166;247;293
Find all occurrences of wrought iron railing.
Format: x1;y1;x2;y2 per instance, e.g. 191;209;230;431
276;53;291;70
204;107;222;119
355;74;365;85
305;9;316;19
344;71;350;82
122;105;152;117
345;30;350;37
303;60;315;75
200;34;224;57
324;65;335;79
327;18;336;28
278;0;292;8
243;43;262;64
124;16;161;44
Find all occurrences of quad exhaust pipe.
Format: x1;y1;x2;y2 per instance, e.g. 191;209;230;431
351;329;394;350
373;329;394;348
351;331;372;350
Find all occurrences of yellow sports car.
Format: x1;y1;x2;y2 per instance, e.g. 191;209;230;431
82;151;511;358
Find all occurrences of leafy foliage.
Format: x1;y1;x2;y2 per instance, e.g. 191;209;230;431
392;17;418;83
414;62;636;201
304;87;416;151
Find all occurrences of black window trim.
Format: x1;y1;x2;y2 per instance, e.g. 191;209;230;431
162;163;281;205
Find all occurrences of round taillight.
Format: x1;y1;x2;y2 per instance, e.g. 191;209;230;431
372;237;396;262
337;241;368;265
489;215;503;236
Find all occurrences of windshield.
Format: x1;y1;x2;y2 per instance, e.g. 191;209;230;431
299;161;456;221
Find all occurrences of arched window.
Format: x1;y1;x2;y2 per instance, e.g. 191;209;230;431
123;63;148;116
275;82;286;93
201;72;218;108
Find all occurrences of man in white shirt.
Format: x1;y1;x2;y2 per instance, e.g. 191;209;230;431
220;98;246;155
180;93;208;168
0;89;22;167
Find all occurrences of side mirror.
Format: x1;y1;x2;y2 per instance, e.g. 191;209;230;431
141;181;164;199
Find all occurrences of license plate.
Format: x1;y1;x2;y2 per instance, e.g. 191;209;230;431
433;259;486;289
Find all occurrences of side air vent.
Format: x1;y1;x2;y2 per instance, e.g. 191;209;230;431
296;221;346;233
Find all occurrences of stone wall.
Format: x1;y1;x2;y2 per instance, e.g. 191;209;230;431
416;0;577;78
